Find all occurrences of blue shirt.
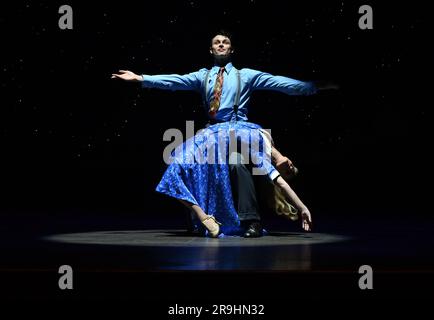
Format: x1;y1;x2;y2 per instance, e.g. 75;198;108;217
141;62;317;122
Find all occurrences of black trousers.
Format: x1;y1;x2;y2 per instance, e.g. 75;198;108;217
229;163;261;221
185;160;262;232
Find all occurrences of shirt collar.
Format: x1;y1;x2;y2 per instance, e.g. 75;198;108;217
212;62;234;75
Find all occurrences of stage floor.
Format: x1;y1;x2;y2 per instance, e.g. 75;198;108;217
1;211;434;302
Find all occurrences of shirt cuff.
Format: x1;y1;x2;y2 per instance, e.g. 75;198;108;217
141;75;151;88
307;81;318;95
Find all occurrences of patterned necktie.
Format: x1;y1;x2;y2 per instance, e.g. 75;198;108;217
208;67;225;118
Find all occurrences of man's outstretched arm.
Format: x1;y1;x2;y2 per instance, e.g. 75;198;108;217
248;69;338;95
249;69;317;95
111;69;206;91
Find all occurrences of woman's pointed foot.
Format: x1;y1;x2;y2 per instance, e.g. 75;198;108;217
276;157;298;181
201;215;222;238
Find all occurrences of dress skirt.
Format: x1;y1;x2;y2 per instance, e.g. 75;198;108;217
156;121;277;235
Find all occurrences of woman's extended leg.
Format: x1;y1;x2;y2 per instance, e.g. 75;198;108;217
274;176;313;231
272;147;298;180
178;199;221;237
259;129;298;181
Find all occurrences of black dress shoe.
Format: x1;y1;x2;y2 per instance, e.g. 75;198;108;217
243;221;263;238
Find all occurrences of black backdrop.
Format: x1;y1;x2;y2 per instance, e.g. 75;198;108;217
1;0;430;222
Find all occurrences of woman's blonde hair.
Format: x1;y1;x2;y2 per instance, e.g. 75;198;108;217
273;184;298;221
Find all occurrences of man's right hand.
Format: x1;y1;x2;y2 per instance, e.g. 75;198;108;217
314;80;340;91
111;70;143;82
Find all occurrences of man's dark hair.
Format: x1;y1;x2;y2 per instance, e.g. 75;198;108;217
210;29;234;47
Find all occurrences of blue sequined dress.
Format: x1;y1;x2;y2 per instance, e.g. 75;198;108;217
156;121;277;235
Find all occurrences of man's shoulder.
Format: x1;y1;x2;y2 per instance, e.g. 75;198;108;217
238;68;263;79
189;67;207;73
239;67;261;73
192;67;210;77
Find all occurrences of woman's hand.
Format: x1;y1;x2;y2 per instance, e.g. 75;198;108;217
300;209;312;231
111;70;143;82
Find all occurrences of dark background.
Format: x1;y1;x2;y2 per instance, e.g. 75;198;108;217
0;0;433;309
0;0;430;221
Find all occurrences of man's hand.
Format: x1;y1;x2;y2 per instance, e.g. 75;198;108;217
314;80;340;91
111;70;143;82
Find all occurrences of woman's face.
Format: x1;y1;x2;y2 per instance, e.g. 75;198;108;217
210;35;233;57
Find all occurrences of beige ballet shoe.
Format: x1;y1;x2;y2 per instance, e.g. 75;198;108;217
201;215;222;238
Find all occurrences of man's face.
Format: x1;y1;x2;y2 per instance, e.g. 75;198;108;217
210;35;233;58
